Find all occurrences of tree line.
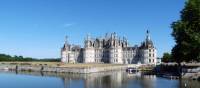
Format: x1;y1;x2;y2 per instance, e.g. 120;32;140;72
0;53;60;62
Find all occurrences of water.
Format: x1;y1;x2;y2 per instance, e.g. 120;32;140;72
0;71;199;88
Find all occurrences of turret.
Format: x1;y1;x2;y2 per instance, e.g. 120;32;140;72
109;32;123;64
146;30;150;41
139;30;157;65
85;34;92;48
145;30;154;48
61;36;70;63
64;36;70;50
83;34;95;63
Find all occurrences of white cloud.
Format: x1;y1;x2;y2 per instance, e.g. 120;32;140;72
64;23;74;28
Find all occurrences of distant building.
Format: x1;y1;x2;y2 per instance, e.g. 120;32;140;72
157;58;162;65
61;30;157;65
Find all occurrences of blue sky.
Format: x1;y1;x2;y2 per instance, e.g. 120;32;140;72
0;0;185;58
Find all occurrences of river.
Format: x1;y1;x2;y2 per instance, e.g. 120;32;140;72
0;71;199;88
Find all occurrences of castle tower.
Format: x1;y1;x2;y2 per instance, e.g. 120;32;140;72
83;34;95;63
109;32;123;64
139;30;157;65
61;36;69;63
85;34;91;48
61;36;77;63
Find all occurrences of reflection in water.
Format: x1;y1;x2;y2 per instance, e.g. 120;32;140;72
61;71;125;88
179;79;200;88
12;71;166;88
0;70;200;88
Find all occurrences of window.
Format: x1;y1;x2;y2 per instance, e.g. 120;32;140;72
149;49;151;52
149;59;151;63
153;59;154;63
153;54;154;57
149;54;151;57
114;54;118;57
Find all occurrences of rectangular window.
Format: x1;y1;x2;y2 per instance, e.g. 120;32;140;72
149;54;151;57
149;59;151;63
149;49;151;52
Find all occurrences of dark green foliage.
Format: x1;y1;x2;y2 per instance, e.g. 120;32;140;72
37;58;60;62
0;53;60;62
171;0;200;63
0;54;12;61
162;52;173;62
156;64;180;76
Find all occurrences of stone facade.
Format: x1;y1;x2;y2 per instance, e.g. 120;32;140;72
61;30;157;65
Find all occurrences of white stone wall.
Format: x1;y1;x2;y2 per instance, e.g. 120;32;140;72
117;48;123;64
68;52;75;63
61;47;157;65
139;48;157;65
109;48;114;63
145;48;157;65
94;49;103;63
61;51;68;63
84;48;95;63
123;50;135;64
140;49;149;64
150;48;157;65
109;48;123;64
74;51;81;63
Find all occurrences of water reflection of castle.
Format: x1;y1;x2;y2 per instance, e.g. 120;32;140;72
61;71;157;88
62;71;124;88
12;71;157;88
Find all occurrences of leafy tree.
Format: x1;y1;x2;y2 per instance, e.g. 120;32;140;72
162;52;173;62
0;54;12;61
171;0;200;63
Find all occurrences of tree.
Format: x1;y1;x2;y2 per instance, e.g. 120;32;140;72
0;54;12;61
162;52;173;62
0;53;60;62
171;0;200;63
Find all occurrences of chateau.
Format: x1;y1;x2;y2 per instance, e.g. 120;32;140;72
61;30;157;65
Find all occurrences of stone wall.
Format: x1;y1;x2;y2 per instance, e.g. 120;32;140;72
0;64;133;74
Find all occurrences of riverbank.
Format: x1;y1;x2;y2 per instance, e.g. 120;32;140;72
155;63;200;80
0;62;136;73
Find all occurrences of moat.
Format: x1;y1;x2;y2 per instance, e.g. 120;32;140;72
0;71;199;88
